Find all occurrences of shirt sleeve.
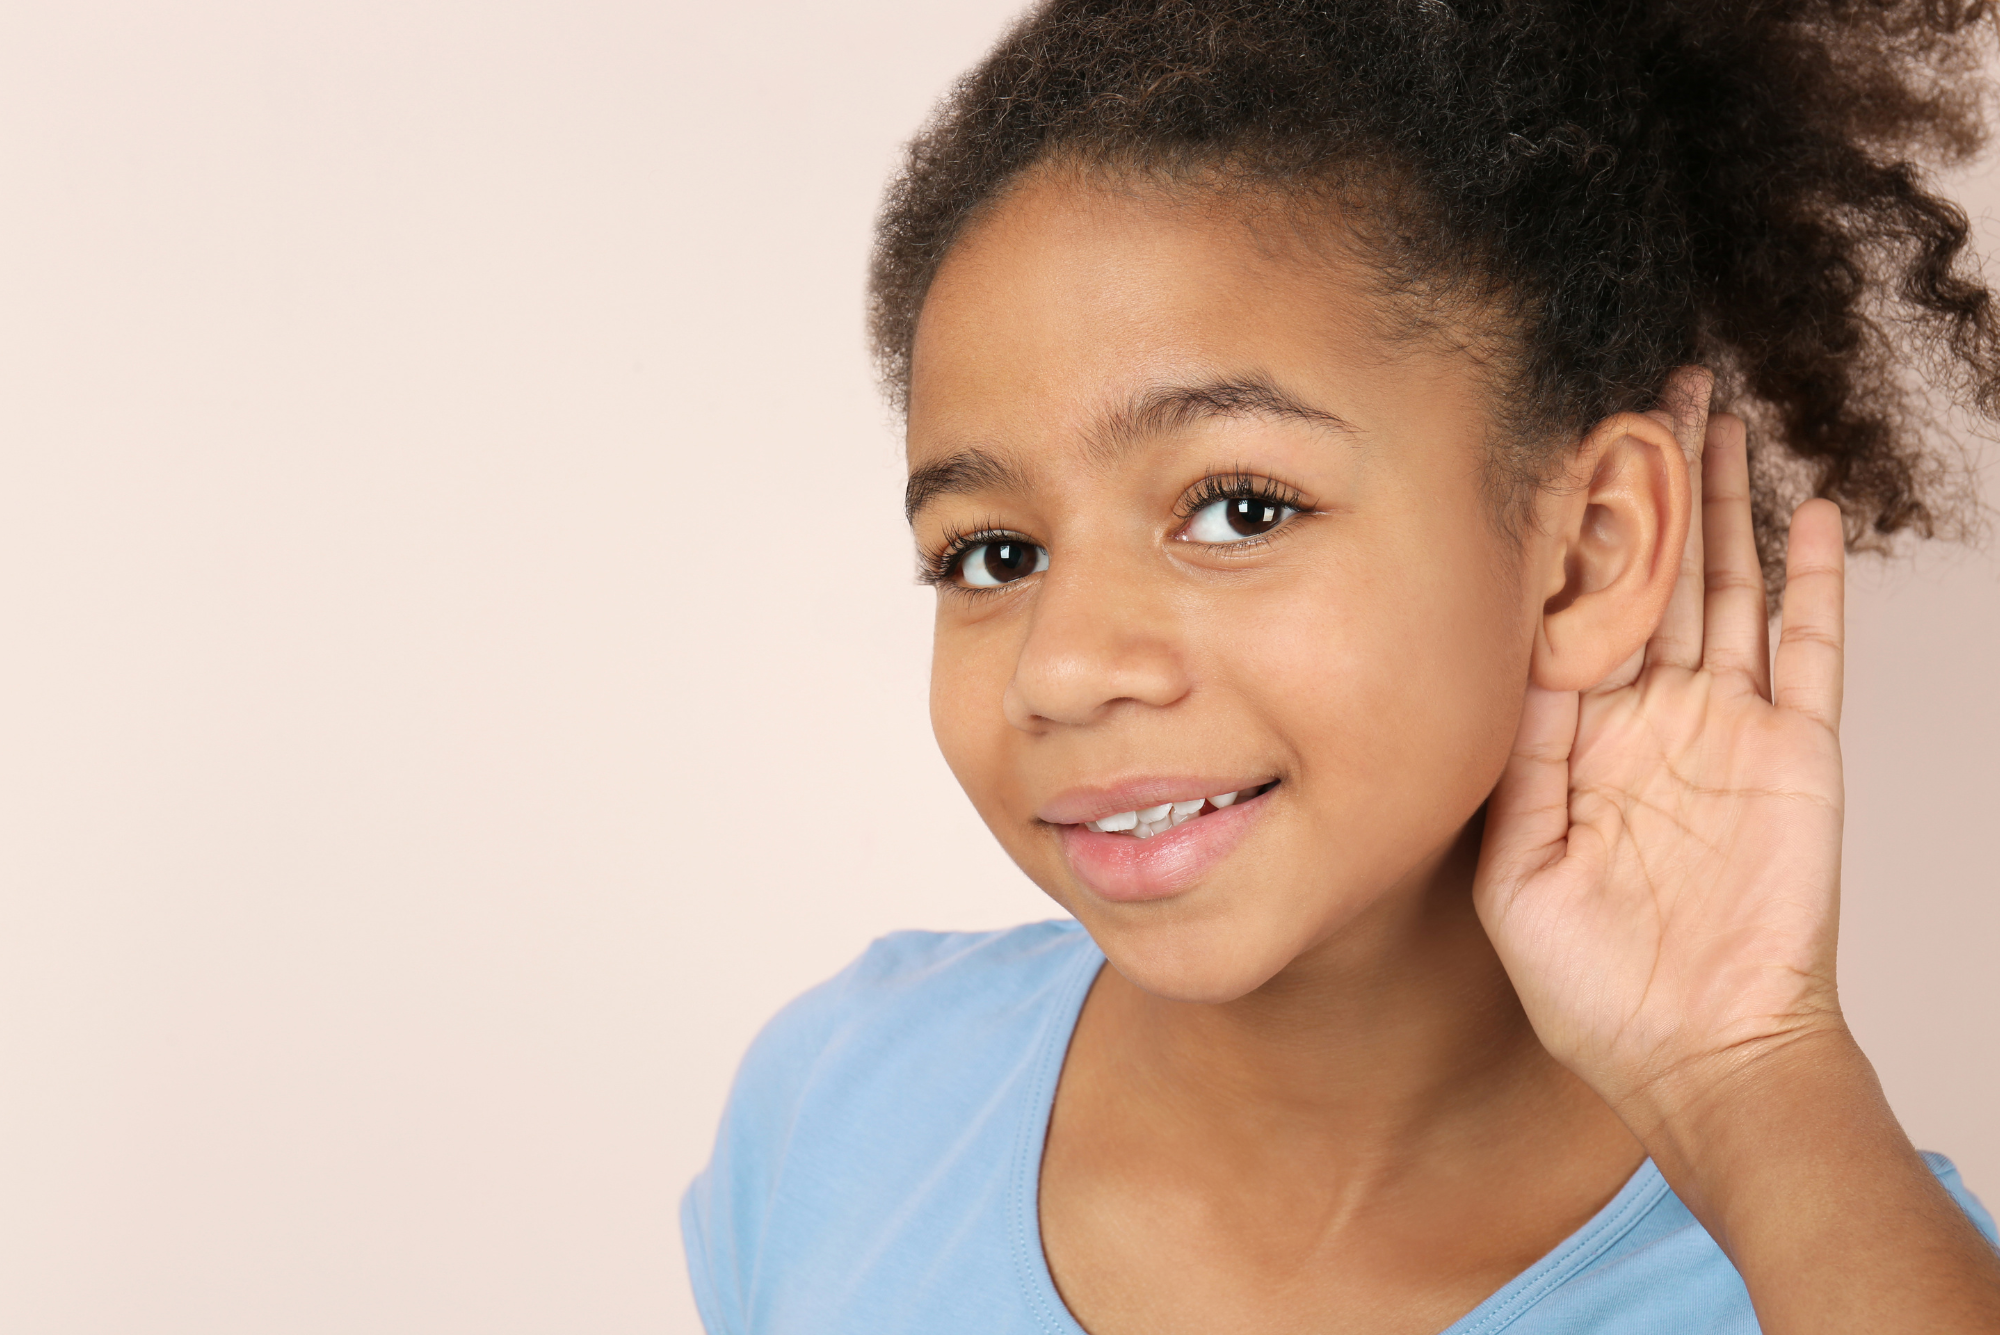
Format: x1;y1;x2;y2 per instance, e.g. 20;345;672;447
1923;1151;2000;1248
679;955;869;1334
679;1176;734;1335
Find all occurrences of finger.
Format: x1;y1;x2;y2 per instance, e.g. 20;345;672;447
1477;684;1581;896
1773;499;1845;732
1643;366;1715;671
1592;642;1647;693
1698;413;1771;697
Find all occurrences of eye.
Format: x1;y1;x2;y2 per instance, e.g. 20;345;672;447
1183;495;1296;543
954;538;1049;588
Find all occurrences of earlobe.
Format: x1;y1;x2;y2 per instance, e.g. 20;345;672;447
1530;411;1693;692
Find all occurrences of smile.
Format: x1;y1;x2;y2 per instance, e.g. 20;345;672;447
1081;782;1278;838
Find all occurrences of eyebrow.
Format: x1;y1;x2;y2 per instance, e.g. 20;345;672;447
1096;376;1357;456
903;376;1355;524
904;447;1027;524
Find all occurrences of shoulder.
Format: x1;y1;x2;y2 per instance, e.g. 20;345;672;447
680;920;1097;1333
712;919;1095;1172
828;917;1096;1004
736;918;1094;1083
1509;1154;1999;1334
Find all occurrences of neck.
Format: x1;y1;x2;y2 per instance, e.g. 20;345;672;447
1070;818;1634;1191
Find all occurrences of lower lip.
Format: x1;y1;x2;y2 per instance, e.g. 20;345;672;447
1054;787;1274;903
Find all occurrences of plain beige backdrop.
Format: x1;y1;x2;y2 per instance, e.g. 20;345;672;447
0;3;1994;1332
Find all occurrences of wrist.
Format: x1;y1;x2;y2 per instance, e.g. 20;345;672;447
1600;1027;2000;1332
1614;1026;1898;1247
1613;1021;1865;1161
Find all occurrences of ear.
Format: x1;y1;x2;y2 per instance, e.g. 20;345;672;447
1529;409;1694;691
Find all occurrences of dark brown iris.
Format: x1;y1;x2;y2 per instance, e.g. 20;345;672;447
1224;497;1282;536
977;541;1036;583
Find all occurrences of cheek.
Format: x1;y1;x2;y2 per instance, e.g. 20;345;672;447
927;616;1018;806
1210;532;1531;866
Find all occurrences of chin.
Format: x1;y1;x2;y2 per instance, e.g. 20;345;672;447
1068;901;1310;1005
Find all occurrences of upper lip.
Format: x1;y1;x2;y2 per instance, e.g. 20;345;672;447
1036;777;1277;826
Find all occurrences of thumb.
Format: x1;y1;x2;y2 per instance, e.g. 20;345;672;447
1476;685;1580;905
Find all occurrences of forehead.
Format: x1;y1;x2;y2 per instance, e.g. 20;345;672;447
905;171;1429;467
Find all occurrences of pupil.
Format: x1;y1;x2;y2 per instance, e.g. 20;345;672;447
1227;497;1279;536
983;541;1033;582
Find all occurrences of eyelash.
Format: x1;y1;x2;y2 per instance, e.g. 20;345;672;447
917;472;1316;590
1174;472;1312;529
919;523;1019;590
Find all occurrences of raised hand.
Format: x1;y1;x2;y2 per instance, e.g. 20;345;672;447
1472;377;2000;1333
1473;383;1849;1127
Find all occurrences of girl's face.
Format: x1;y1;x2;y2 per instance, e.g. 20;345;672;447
907;172;1553;1003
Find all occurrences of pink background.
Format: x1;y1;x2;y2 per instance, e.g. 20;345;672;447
0;3;1992;1331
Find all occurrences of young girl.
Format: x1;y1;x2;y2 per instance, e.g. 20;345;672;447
684;2;2000;1330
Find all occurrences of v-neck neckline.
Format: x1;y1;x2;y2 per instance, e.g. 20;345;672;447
1008;926;1672;1335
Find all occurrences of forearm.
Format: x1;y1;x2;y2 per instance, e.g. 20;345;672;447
1626;1029;2000;1335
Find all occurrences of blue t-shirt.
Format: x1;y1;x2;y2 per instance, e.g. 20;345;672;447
682;920;1997;1334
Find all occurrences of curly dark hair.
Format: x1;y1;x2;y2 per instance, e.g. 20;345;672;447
868;0;1999;578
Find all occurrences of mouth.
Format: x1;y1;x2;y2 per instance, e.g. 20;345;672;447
1047;779;1280;904
1077;781;1278;838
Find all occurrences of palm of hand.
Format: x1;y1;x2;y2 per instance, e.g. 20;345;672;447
1476;409;1850;1118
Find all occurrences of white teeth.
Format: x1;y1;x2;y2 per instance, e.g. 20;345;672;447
1083;786;1268;837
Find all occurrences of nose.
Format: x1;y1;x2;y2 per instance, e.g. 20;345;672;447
1002;557;1192;730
